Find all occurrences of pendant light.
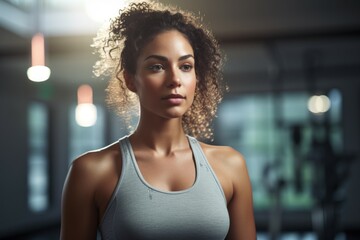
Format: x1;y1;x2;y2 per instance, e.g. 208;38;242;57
27;0;51;82
75;84;97;127
27;33;51;82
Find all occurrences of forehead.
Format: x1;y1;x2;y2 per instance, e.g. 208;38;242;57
138;30;194;59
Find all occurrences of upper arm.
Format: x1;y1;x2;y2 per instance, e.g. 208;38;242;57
226;149;256;240
60;155;99;240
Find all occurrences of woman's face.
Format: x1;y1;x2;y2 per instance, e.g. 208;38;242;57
129;30;196;120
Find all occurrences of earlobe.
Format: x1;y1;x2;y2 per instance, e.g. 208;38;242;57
123;70;137;92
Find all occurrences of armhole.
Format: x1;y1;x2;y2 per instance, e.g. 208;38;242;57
188;137;228;205
99;137;128;227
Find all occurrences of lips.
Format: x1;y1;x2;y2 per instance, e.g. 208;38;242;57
161;94;185;105
161;94;185;100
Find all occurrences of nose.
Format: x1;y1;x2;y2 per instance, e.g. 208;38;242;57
167;67;181;88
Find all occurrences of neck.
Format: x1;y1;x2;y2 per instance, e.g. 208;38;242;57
130;113;188;155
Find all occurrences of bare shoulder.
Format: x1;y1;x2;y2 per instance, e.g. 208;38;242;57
68;142;121;182
61;141;122;239
198;141;250;204
63;141;122;201
199;142;247;173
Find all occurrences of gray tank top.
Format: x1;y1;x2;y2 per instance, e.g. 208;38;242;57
99;135;230;240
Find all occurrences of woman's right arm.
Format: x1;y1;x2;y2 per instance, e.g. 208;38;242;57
60;154;99;240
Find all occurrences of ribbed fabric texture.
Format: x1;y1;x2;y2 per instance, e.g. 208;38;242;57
99;135;230;240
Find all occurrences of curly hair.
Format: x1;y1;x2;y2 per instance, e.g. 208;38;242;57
92;1;227;140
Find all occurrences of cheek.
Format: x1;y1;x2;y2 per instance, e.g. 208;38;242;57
189;75;197;93
191;81;196;95
135;76;159;94
186;78;197;102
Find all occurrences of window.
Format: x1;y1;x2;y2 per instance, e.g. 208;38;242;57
27;102;49;212
214;90;342;210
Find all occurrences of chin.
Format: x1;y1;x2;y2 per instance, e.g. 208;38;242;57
161;109;187;119
164;112;185;119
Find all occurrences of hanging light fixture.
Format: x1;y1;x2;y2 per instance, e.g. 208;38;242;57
27;0;51;82
75;84;97;127
27;33;51;82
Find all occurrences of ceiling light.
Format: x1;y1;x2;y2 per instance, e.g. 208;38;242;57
76;84;97;127
27;33;51;82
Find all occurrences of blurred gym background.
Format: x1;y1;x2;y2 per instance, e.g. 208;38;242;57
0;0;360;239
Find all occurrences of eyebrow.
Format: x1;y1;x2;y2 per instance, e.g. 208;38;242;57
144;54;194;62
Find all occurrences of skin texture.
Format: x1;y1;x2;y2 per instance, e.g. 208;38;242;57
61;30;256;240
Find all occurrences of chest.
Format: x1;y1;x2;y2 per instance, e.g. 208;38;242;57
107;187;230;240
97;148;234;220
134;149;196;192
100;147;230;240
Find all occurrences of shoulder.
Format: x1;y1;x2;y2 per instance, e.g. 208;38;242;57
69;142;121;179
199;142;247;174
64;141;122;197
197;141;250;204
61;141;122;238
198;141;250;195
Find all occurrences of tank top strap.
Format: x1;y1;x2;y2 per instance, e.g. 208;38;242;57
105;135;140;202
99;135;132;229
187;135;207;168
118;135;139;181
186;135;227;204
119;135;132;171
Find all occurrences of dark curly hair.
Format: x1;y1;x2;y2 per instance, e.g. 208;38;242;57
92;1;227;140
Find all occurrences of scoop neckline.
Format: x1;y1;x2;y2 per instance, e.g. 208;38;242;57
125;135;200;194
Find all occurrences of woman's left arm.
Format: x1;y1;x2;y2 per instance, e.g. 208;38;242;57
226;149;256;240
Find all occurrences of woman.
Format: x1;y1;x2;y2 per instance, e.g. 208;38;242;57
61;1;256;239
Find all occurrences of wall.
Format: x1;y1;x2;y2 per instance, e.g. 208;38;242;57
0;35;359;238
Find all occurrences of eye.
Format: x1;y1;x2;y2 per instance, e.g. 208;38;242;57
180;64;193;72
148;64;164;72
